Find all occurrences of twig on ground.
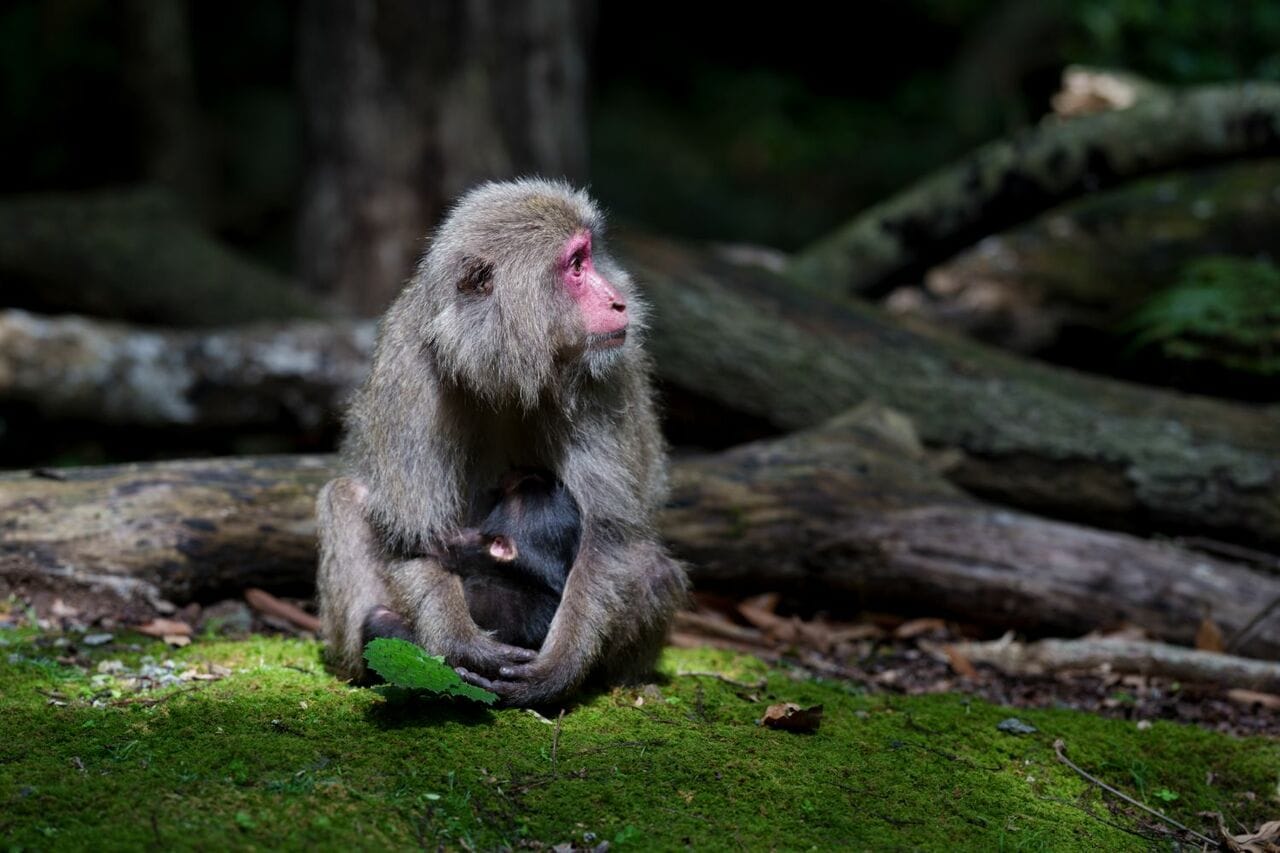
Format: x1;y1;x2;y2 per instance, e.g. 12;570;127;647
243;587;321;633
1053;739;1218;848
675;670;768;690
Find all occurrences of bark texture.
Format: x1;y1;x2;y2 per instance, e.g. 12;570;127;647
952;636;1280;693
297;0;592;314
0;310;370;428
2;408;1277;658
625;234;1280;551
790;83;1280;297
5;228;1280;548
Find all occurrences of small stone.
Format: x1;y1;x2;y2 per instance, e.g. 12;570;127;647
997;717;1037;735
82;633;114;647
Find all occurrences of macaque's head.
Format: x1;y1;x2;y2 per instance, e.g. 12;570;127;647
418;179;644;406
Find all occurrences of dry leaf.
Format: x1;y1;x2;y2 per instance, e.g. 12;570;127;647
741;592;779;614
828;623;884;642
134;618;193;638
1195;617;1226;653
162;634;192;647
1227;690;1280;712
894;617;946;640
244;587;321;633
943;644;979;680
1217;815;1280;853
759;702;824;733
737;603;788;633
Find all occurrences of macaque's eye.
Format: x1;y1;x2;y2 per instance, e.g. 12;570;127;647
568;253;585;276
457;257;495;296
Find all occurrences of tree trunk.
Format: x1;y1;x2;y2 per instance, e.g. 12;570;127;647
297;0;592;315
119;0;207;207
789;82;1280;297
2;407;1278;658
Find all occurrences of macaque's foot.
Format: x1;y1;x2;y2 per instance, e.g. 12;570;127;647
361;605;414;646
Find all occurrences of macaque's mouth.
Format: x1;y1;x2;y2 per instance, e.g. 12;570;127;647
587;329;627;349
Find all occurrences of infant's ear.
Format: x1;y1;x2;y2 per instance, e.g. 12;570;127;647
487;535;518;562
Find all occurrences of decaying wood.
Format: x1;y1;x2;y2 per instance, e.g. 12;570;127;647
627;235;1280;551
950;634;1280;694
790;82;1280;297
0;310;371;427
6;226;1280;551
2;406;1278;658
0;190;323;326
884;159;1280;356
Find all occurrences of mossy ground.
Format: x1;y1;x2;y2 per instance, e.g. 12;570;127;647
1;629;1276;851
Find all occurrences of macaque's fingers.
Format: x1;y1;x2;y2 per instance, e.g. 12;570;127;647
450;634;538;676
497;662;539;680
456;668;497;691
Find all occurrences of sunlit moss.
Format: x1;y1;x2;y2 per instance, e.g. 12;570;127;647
1;631;1275;850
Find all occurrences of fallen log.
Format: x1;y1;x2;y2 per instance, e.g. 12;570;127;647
0;310;371;427
627;235;1280;551
790;82;1280;297
947;634;1280;693
7;229;1280;551
2;406;1277;658
0;189;324;326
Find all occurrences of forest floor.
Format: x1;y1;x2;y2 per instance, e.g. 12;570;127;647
2;599;1278;851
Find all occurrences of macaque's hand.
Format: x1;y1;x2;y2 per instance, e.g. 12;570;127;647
457;651;582;707
444;632;537;678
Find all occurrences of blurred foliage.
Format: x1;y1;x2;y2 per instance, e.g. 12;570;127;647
1067;0;1280;83
1127;257;1280;375
593;0;1280;248
593;71;961;249
4;1;1276;253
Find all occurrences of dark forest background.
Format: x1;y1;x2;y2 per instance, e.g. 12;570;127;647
2;0;1279;468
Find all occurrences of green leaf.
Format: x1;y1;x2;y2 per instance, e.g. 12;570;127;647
1153;788;1180;802
362;638;498;705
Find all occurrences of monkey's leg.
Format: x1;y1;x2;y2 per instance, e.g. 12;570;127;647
460;537;687;706
319;477;536;681
387;558;538;678
596;547;688;687
317;477;400;680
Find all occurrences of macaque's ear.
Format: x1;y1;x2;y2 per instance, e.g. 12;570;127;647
487;535;518;562
457;256;495;295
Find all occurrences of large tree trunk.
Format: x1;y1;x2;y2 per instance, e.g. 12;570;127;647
119;0;207;207
789;82;1280;298
297;0;592;315
2;408;1277;657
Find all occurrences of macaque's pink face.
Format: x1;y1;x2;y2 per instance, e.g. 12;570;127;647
561;231;628;348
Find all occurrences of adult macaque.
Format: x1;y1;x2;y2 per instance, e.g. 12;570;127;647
317;179;687;705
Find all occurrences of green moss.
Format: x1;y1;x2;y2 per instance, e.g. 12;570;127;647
1;634;1275;850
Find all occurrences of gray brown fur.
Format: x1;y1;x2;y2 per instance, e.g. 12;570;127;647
316;178;687;705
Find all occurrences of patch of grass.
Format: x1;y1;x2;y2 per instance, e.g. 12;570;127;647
1;632;1275;850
